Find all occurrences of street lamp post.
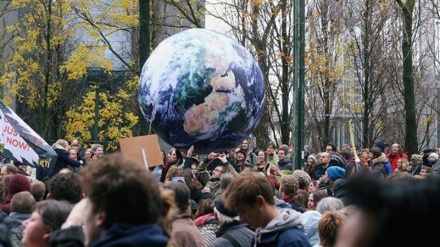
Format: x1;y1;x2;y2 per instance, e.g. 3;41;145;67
293;0;305;170
86;67;107;144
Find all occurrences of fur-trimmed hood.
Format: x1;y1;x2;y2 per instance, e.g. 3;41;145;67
372;153;388;165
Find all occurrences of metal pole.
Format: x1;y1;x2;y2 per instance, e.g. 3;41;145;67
93;86;99;144
293;0;305;170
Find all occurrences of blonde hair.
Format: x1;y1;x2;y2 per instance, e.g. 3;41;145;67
54;139;69;148
397;158;410;172
164;166;180;183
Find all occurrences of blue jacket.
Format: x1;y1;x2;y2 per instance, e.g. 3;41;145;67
51;146;82;177
278;158;293;171
91;223;168;247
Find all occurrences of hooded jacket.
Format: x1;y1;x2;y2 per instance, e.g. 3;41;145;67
332;179;351;206
432;159;440;176
49;223;169;247
90;224;168;247
278;158;293;171
253;208;311;247
210;221;254;247
329;154;345;168
51;144;82;177
301;210;321;246
370;153;388;177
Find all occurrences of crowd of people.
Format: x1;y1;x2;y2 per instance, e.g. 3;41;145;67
0;138;440;246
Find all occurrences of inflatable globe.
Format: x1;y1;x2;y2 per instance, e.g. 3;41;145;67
138;28;265;154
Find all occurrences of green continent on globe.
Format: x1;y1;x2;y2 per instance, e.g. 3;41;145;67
173;66;215;114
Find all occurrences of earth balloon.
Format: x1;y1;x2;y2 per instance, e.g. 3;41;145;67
138;28;265;154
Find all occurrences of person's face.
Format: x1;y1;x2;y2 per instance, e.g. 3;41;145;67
191;165;197;173
168;150;177;161
342;146;351;153
308;181;316;192
368;152;374;159
236;152;245;161
315;154;322;164
68;150;77;160
95;147;104;157
22;211;51;247
266;145;275;155
19;165;27;172
258;151;265;162
391;144;399;153
71;140;79;147
278;150;286;159
83;198;104;247
320;153;330;164
325;146;333;154
235;202;265;229
307;193;315;210
84;151;92;161
241;140;249;150
361;150;369;159
397;159;403;168
0;166;7;179
324;171;331;183
212;166;223;179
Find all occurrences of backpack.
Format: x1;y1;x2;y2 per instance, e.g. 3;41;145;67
384;161;392;176
222;233;241;247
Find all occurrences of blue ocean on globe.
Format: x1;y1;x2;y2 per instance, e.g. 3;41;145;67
138;28;265;154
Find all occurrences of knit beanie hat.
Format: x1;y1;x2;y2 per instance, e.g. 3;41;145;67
373;140;385;152
281;144;290;153
307;154;317;163
215;198;237;217
327;166;345;181
5;174;31;202
236;150;247;160
428;153;439;160
293;170;312;189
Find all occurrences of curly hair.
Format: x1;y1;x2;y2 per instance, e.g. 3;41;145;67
293;170;312;190
49;172;82;204
280;175;299;196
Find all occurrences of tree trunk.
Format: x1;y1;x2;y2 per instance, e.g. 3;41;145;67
401;1;418;155
139;0;150;73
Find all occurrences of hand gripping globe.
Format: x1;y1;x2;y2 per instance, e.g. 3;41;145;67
138;28;265;154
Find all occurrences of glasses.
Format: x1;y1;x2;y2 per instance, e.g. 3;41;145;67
325;149;332;152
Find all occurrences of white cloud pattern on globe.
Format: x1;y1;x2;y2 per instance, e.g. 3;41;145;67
138;28;265;154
